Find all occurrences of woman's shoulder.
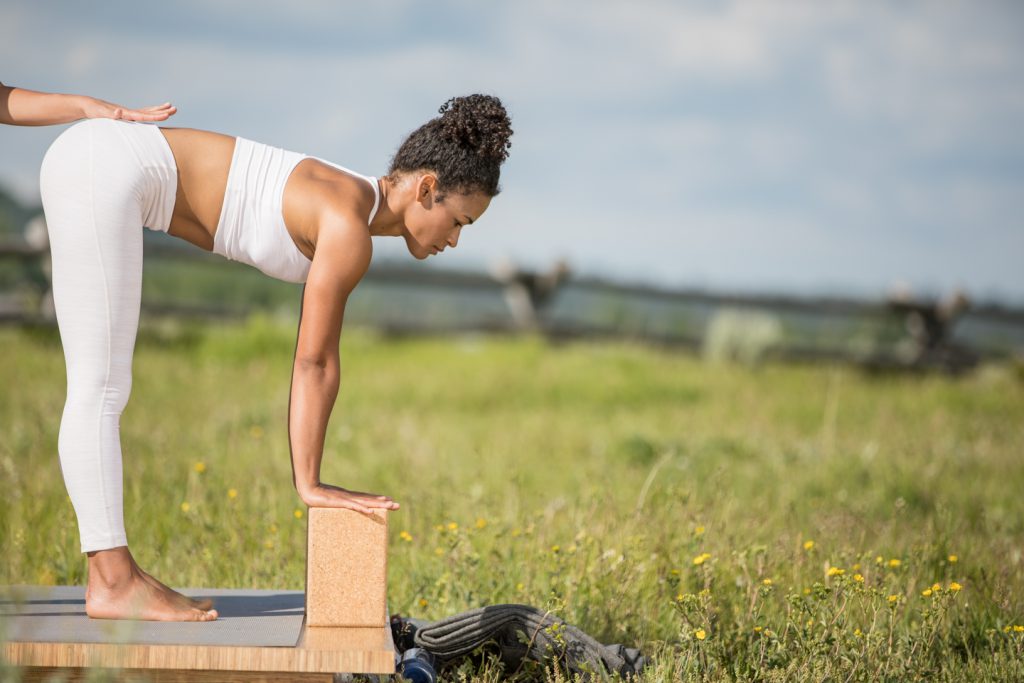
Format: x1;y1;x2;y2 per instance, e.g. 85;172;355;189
293;158;379;225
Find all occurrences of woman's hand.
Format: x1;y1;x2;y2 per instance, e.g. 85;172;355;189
297;482;400;515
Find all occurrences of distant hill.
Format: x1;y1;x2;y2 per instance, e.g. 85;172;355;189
0;184;40;237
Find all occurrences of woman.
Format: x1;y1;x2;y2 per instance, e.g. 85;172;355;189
0;80;176;125
39;94;513;622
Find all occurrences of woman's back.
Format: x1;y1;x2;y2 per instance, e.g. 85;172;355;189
159;127;235;251
158;127;378;269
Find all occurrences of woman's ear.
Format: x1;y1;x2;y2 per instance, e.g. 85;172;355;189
416;174;438;205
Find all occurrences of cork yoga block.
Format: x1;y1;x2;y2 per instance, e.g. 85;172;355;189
305;507;389;627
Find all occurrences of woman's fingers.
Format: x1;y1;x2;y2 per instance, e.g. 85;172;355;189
341;500;374;515
347;493;399;509
345;488;397;502
300;484;399;513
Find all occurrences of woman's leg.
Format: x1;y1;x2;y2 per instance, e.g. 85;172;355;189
40;120;215;621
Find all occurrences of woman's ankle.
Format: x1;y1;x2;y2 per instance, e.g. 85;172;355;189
86;546;136;589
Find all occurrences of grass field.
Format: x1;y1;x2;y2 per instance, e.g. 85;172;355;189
1;316;1023;682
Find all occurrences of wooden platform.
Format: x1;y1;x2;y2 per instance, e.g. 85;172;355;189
1;586;396;679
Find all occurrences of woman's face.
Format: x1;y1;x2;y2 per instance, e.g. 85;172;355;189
402;177;492;260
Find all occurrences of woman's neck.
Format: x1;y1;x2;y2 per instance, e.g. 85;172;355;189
367;177;407;237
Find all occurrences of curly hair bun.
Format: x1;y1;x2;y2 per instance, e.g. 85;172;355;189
438;94;513;163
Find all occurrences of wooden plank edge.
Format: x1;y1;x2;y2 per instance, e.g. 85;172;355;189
18;666;338;683
2;636;395;674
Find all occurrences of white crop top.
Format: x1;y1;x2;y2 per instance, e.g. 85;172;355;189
212;136;380;283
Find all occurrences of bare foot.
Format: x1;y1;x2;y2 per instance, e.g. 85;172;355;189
86;547;217;622
129;556;214;611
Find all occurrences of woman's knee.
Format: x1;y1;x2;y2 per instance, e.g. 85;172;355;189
65;369;133;413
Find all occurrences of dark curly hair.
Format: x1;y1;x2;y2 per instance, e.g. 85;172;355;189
388;94;512;197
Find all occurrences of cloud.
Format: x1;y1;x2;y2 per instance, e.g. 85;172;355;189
1;0;1022;301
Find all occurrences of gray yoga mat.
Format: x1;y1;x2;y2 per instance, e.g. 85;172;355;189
0;585;305;647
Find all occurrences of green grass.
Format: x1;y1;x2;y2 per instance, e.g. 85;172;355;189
1;316;1023;681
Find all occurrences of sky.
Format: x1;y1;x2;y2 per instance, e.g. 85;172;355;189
2;0;1023;303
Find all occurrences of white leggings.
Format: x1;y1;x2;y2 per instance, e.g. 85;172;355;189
39;119;177;553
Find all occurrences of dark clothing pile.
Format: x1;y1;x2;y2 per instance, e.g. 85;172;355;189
391;603;646;680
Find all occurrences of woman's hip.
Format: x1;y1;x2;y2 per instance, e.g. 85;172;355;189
40;119;177;234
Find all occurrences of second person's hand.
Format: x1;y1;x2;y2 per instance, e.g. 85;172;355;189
83;97;177;123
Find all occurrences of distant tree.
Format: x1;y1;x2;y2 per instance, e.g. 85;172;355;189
0;183;39;237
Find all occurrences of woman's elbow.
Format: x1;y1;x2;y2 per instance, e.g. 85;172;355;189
295;355;340;383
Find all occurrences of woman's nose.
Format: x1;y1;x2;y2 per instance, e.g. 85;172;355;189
447;226;462;248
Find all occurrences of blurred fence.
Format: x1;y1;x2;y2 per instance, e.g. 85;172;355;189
3;217;1023;372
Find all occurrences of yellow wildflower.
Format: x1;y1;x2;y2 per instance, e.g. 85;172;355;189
888;558;902;568
670;569;681;576
853;574;865;583
551;545;561;554
517;583;525;591
294;509;303;519
948;554;958;563
180;502;190;513
753;626;762;633
887;594;901;604
227;488;238;499
193;462;206;474
1015;625;1024;633
922;589;933;597
695;629;707;640
419;598;428;608
827;567;845;577
762;578;773;586
447;522;458;531
803;587;811;595
693;552;712;566
852;563;861;571
803;540;815;551
875;555;884;564
931;582;942;592
694;525;705;536
399;530;413;542
949;582;962;592
854;628;863;637
475;517;487;529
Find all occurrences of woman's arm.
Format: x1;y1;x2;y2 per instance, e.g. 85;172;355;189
0;81;176;126
289;213;400;514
